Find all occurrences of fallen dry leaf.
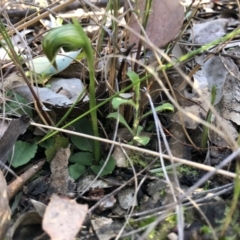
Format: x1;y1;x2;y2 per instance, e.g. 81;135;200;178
42;194;88;240
220;66;240;126
91;217;115;240
47;148;72;196
191;18;228;45
10;211;42;239
127;0;184;47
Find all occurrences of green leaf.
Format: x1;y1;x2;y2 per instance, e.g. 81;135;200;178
10;141;38;168
70;118;94;152
127;71;140;91
133;136;150;146
142;103;174;119
45;136;69;161
6;91;32;117
91;157;115;177
111;97;136;109
69;152;93;166
155;103;174;112
69;163;86;180
136;125;143;135
38;137;55;149
107;112;133;135
127;71;140;84
76;50;87;60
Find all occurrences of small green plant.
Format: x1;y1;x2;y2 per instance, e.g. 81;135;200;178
129;216;157;239
42;18;100;161
68;118;115;180
39;118;115;179
107;71;174;146
7;115;115;178
200;225;212;234
178;165;198;176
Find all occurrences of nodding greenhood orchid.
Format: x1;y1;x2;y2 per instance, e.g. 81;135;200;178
42;18;100;161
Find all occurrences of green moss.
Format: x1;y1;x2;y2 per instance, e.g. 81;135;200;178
130;152;154;168
165;214;177;226
178;165;198;176
200;225;212;234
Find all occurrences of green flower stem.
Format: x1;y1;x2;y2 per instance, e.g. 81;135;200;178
72;19;100;161
132;79;141;136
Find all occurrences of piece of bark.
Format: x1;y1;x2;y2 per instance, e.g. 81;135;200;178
7;159;46;200
47;148;74;196
0;115;30;165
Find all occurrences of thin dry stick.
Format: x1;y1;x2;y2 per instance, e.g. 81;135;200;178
1;12;53;125
131;183;233;219
88;161;156;214
0;0;76;39
140;186;218;240
145;88;184;239
154;54;200;152
140;148;240;239
115;146;144;240
7;159;46;200
15;120;236;179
